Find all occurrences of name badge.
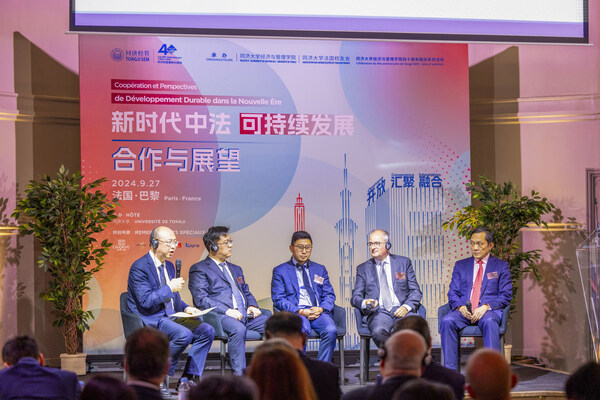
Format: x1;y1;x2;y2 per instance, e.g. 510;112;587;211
487;272;498;279
395;272;406;280
313;275;324;285
237;276;245;285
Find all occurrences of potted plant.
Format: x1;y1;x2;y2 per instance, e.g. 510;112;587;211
12;166;119;374
442;176;555;359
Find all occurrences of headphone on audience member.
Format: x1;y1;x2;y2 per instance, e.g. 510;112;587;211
150;228;159;249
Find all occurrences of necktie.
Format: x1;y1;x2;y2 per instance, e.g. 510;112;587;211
220;263;246;311
379;261;393;311
158;265;175;316
470;260;484;309
297;264;318;307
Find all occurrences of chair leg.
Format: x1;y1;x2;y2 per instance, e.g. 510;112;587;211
220;341;226;374
338;337;345;386
359;337;366;386
457;337;461;373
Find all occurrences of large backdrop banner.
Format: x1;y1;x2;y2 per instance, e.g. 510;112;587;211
80;34;471;353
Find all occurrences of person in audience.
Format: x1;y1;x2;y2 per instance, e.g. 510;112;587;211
81;375;138;400
247;339;317;400
189;225;267;375
265;311;342;400
188;374;258;400
342;330;428;400
271;230;338;362
124;327;171;400
393;316;465;399
391;379;455;400
465;348;517;400
440;227;512;370
0;335;81;400
565;361;600;400
351;229;423;348
127;225;215;396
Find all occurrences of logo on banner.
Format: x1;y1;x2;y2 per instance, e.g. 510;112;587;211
157;44;182;65
111;48;124;62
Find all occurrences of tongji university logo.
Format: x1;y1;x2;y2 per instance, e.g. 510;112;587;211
111;48;124;62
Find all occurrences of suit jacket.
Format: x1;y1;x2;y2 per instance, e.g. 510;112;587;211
351;254;422;317
272;259;336;313
0;357;81;400
447;255;512;311
423;360;465;400
342;375;417;400
129;382;162;400
189;257;259;314
127;252;189;327
299;351;342;400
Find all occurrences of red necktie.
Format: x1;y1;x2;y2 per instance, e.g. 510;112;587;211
470;259;484;309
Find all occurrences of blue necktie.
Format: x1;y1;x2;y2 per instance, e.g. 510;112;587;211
158;265;175;316
220;263;246;311
297;264;318;307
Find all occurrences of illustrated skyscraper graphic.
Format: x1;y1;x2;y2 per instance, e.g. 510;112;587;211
364;174;445;344
334;154;360;349
294;193;305;231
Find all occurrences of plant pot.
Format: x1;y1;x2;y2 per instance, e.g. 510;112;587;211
60;352;87;375
504;344;512;363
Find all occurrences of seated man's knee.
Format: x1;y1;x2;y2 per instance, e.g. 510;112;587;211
172;327;193;346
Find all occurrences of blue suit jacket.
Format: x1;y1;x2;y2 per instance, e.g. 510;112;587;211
0;357;81;400
127;252;189;327
271;259;336;313
189;257;259;314
447;255;512;310
351;254;422;315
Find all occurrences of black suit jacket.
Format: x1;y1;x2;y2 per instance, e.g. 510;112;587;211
299;351;342;400
129;382;162;400
342;375;417;400
423;361;465;400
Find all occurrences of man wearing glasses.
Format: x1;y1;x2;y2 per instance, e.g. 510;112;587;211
127;226;215;397
351;229;422;348
271;231;337;362
189;226;267;375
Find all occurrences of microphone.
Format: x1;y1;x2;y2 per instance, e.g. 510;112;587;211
176;259;182;278
466;300;472;314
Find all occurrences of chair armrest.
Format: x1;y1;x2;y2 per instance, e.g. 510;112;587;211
499;304;511;334
332;305;346;336
437;303;452;334
203;311;227;339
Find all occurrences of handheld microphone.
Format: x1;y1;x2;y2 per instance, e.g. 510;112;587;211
366;302;375;310
466;300;472;314
176;259;182;278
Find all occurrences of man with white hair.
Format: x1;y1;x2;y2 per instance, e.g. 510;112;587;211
465;348;518;400
342;330;428;400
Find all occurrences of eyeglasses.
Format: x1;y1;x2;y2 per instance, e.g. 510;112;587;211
367;242;385;248
294;245;312;252
218;240;234;247
159;239;178;247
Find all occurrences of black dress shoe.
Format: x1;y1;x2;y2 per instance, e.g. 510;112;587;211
159;381;171;399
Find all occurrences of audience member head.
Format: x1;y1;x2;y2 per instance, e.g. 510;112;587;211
264;311;306;351
465;348;517;400
188;374;258;400
392;378;455;400
565;361;600;400
2;335;41;367
392;315;432;349
80;375;137;400
380;330;428;380
124;327;170;385
248;339;316;400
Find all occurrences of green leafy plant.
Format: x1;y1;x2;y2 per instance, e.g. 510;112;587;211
12;166;119;354
442;176;555;305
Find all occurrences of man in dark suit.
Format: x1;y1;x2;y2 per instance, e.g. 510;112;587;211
271;231;337;362
440;227;512;371
393;316;465;400
265;311;341;400
189;226;267;375
0;335;81;400
342;330;427;400
351;229;422;347
125;327;171;400
127;226;215;396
